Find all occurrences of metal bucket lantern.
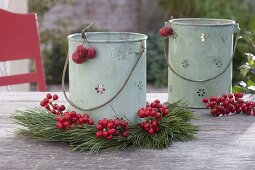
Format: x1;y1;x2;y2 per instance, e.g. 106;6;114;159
165;18;240;108
64;32;147;123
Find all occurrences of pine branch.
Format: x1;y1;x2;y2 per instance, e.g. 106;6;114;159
11;101;198;153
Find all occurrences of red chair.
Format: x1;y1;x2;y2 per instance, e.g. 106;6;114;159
0;9;46;91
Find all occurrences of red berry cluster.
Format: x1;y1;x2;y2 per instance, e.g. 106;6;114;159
138;100;169;135
72;45;96;64
159;26;173;37
202;93;255;116
56;111;94;130
40;93;94;130
40;93;66;115
95;118;129;140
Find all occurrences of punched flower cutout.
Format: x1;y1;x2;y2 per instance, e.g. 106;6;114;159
135;81;143;90
181;59;189;68
169;85;173;93
95;85;105;94
197;89;206;97
213;57;223;69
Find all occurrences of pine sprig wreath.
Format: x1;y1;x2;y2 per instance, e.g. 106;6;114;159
11;93;198;154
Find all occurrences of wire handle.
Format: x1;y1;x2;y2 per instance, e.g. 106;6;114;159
62;44;145;111
164;23;240;82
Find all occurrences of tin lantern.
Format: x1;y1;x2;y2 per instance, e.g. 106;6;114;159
64;32;147;123
165;18;240;108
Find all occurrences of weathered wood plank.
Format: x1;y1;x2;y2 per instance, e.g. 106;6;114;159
0;92;255;170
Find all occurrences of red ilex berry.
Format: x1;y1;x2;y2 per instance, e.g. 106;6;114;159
58;105;66;111
148;128;154;135
102;131;109;137
46;93;52;99
228;94;233;98
40;93;67;115
137;99;168;135
72;45;87;64
95;118;129;140
210;96;215;102
96;124;103;131
96;131;102;138
88;119;94;125
50;109;57;114
56;122;64;129
202;92;255;118
40;101;46;107
70;111;76;117
202;98;208;103
53;94;58;100
106;135;113;140
86;47;97;59
72;51;85;64
43;98;49;104
55;111;94;130
159;26;173;37
76;45;87;57
122;131;128;138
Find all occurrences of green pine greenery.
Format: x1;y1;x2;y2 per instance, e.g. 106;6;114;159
11;101;197;154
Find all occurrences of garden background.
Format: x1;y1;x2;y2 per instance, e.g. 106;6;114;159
31;0;255;91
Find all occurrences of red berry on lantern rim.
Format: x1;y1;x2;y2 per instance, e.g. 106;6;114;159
86;47;97;59
76;45;87;57
72;51;85;64
159;26;173;37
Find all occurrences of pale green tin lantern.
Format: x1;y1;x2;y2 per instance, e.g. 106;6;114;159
65;32;147;123
165;18;240;108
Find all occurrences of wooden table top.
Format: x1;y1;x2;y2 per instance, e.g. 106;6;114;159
1;92;255;170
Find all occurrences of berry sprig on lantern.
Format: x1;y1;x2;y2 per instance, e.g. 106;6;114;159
202;92;255;117
40;93;66;115
159;25;173;37
72;24;97;64
138;99;169;135
95;118;129;140
159;26;173;37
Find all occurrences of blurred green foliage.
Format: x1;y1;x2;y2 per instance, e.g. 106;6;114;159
234;31;255;93
29;0;73;84
29;0;72;22
40;24;70;84
30;0;255;86
146;32;168;87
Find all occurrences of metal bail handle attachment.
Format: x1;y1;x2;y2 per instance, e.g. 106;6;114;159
62;45;145;111
164;22;240;83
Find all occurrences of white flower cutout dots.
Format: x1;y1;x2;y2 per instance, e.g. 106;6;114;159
95;85;106;94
